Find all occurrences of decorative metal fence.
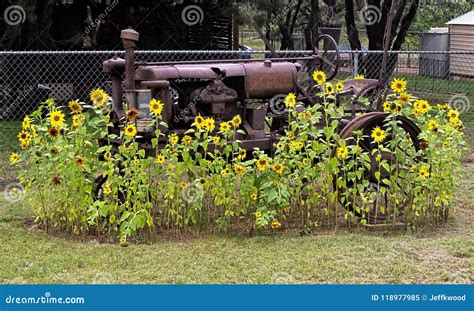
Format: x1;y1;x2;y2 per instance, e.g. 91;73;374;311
0;50;473;153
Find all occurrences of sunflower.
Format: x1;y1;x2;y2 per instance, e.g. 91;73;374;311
49;110;65;128
102;182;112;195
231;115;242;128
255;211;262;218
251;193;258;201
271;163;284;175
428;119;439;132
390;78;407;93
234;165;245;175
74;156;85;168
126;108;139;121
212;136;221;145
50;146;59;154
398;93;411;104
47;127;60;139
68;100;83;113
284;92;297;108
149;99;164;115
256;157;269;171
238;148;246;161
355;74;365;79
335;81;344;92
312;70;326;85
182;135;192;145
156;154;165;165
72;114;85;128
17;130;31;144
9;152;19;165
383;101;391;112
124;124;137;138
448;109;460;120
449;117;459;126
169;133;179;145
325;82;334;95
371;126;386;143
221;168;231;176
90;89;108;107
303;111;312;121
219;121;231;133
21;115;31;130
419;164;430;180
414;100;430;115
204;117;215;132
336;146;349;159
179;181;187;188
289;140;304;151
194;115;205;130
271;220;282;229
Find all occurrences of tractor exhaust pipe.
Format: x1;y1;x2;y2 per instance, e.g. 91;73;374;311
121;28;139;109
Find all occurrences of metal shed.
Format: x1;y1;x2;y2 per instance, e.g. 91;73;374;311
446;11;474;77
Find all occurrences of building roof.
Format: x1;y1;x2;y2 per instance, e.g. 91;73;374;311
446;11;474;25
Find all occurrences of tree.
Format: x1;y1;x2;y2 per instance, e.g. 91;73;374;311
344;0;420;78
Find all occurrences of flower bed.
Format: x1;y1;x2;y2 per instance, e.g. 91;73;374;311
10;77;466;244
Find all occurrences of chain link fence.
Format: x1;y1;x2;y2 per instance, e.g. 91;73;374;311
1;49;473;154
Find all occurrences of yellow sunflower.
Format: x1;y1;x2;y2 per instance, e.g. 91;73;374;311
371;126;386;143
335;81;344;92
256;157;269;171
204;117;215;132
238;148;246;161
325;82;335;95
428;119;439;132
50;111;65;128
17;130;31;144
74;156;86;168
9;152;19;165
169;133;179;145
271;163;285;175
231;115;242;128
149;98;164;115
284;92;297;108
355;74;365;79
90;89;108;107
182;135;192;145
212;136;221;145
72;114;85;127
419;164;430;180
383;101;391;112
312;70;326;85
448;109;460;120
124;124;137;138
234;165;245;175
219;121;231;133
336;146;349;159
68;100;83;114
271;220;282;229
156;154;165;165
390;78;407;93
414;100;430;115
398;93;411;104
21;115;31;130
255;211;262;218
194;115;205;130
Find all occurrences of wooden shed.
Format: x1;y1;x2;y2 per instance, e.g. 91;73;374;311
446;11;474;77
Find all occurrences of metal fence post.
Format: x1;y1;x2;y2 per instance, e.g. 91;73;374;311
352;52;359;78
